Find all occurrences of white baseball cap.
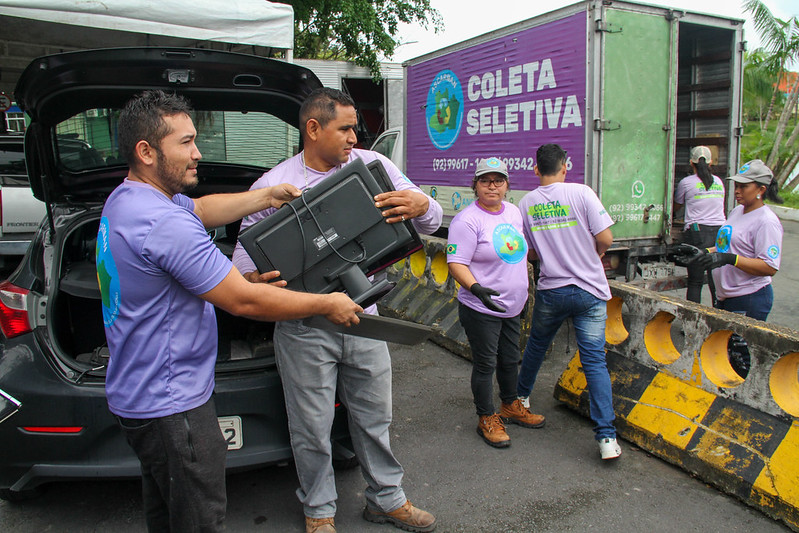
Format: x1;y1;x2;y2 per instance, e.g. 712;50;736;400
689;146;712;163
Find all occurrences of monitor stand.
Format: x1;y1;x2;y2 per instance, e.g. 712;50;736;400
300;264;435;345
337;263;395;308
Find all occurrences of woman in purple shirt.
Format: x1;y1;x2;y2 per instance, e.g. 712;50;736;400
697;159;784;321
447;157;545;449
674;146;726;303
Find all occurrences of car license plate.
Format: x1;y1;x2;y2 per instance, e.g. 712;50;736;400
218;416;242;450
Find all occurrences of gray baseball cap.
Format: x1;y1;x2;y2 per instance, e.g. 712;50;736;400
474;157;509;179
727;159;773;185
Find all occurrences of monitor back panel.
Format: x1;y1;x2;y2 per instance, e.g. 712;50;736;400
239;158;420;294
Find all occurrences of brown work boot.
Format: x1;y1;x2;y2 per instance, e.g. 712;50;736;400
477;413;511;448
305;516;336;533
363;499;436;532
501;398;546;428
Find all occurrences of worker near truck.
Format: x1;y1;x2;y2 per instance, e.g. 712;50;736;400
232;87;441;533
100;90;362;532
446;157;546;449
695;159;784;321
515;143;621;460
673;145;726;304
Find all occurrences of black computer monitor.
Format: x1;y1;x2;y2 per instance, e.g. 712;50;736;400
238;158;423;307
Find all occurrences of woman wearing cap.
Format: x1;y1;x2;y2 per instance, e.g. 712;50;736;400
673;146;726;303
446;157;545;449
696;159;784;321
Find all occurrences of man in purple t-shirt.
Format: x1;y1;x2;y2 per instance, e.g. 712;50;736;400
99;90;361;532
516;143;621;460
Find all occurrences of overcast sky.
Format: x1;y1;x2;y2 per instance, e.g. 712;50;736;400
389;0;798;65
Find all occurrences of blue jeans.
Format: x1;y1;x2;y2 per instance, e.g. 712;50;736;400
517;285;616;440
716;284;773;322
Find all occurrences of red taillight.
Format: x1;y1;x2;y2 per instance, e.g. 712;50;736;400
0;280;32;339
21;427;84;434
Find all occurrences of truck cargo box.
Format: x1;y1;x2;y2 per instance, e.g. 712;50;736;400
400;0;744;280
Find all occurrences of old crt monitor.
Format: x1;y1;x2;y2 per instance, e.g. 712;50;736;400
238;158;423;307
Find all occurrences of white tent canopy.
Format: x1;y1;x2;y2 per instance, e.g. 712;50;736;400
0;0;294;50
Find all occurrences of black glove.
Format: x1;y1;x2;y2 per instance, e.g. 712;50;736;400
697;252;737;270
470;283;507;313
669;243;706;266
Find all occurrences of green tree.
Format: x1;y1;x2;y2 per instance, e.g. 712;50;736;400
743;50;781;130
743;0;799;187
288;0;442;79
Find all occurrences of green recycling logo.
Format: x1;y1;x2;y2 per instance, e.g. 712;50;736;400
426;69;464;150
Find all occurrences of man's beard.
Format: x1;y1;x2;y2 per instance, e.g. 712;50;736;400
156;149;198;195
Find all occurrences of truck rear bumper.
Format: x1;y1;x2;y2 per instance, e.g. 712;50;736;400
0;233;35;256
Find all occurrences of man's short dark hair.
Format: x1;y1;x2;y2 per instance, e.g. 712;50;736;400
117;90;193;167
299;87;356;138
536;143;568;176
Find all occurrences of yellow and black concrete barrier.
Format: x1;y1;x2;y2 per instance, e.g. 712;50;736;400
379;236;470;357
380;236;799;530
555;281;799;530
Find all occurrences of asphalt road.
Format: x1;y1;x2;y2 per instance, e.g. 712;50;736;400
0;337;790;532
0;220;795;532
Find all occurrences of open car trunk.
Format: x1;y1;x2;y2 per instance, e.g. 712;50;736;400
11;47;325;381
48;210;276;378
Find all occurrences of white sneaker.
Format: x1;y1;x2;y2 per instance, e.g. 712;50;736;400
518;396;530;409
598;437;622;460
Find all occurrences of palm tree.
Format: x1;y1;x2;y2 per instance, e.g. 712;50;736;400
744;0;799;186
743;50;781;131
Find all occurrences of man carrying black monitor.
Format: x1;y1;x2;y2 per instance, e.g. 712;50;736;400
232;88;442;533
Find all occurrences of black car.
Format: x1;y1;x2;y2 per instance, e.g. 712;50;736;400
0;48;354;501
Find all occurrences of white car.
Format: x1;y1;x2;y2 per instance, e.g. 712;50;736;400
370;127;404;172
0;133;47;268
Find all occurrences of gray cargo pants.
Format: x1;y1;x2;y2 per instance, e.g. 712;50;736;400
274;319;406;519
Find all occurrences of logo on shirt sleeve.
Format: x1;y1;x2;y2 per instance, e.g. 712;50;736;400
447;244;457;254
96;217;121;327
768;245;780;259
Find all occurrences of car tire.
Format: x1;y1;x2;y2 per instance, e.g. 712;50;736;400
0;487;46;502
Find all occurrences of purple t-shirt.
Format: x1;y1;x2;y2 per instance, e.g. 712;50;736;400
518;182;613;301
98;179;232;418
712;204;783;300
231;149;442;314
447;201;529;317
674;174;726;229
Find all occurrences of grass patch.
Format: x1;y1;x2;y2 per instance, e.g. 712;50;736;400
775;189;799;209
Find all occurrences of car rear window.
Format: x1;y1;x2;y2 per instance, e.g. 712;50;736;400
54;109;300;171
0;140;28;182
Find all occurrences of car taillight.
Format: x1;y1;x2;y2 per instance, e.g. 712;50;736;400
0;280;32;339
21;427;84;434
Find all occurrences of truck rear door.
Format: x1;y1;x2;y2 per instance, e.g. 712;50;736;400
593;5;677;244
